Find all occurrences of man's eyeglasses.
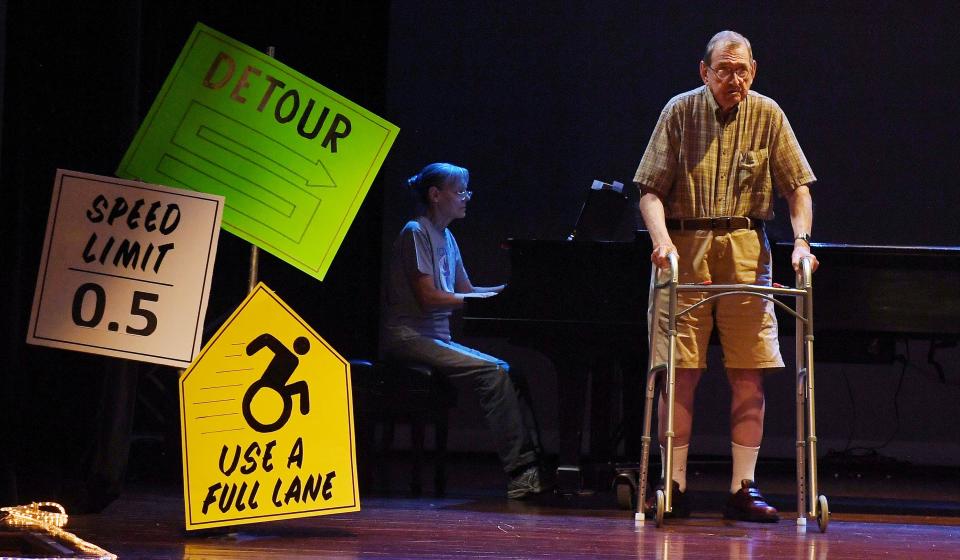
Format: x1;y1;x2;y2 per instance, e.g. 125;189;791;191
453;189;473;201
705;64;750;81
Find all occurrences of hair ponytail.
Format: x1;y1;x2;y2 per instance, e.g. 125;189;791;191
406;163;469;206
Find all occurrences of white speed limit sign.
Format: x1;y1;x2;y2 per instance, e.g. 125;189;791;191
28;169;224;367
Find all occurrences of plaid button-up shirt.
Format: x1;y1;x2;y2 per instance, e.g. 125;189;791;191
633;86;815;220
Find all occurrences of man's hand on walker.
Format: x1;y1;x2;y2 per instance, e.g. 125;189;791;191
651;243;678;269
792;244;819;273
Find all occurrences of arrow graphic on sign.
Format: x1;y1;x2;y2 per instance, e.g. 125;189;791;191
158;101;336;243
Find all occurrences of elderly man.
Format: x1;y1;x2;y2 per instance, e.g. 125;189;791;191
634;30;818;522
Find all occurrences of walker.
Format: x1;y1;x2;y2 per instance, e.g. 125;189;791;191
631;253;829;532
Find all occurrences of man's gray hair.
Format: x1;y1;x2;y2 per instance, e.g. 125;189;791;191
703;30;753;66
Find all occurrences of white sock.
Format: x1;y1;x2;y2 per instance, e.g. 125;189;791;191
730;442;759;494
659;444;689;492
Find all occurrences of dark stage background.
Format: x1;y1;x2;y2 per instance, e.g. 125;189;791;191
381;1;960;468
0;0;391;509
2;1;958;510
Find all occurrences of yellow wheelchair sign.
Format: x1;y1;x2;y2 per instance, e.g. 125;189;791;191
179;283;358;530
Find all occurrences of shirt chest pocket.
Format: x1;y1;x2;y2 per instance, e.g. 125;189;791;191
736;148;770;196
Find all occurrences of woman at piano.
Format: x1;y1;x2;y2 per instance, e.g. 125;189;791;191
380;162;545;499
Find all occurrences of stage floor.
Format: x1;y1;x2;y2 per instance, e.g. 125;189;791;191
56;452;960;559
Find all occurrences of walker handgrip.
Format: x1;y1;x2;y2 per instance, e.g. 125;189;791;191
667;252;679;283
797;256;814;288
653;252;680;289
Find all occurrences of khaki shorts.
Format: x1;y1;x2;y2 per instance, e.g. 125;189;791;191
648;228;783;370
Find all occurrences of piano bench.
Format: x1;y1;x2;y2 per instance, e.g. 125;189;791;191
350;359;457;497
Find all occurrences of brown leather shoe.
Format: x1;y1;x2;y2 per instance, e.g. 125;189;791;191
723;479;780;523
644;480;690;518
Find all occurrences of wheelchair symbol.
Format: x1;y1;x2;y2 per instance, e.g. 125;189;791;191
242;333;311;433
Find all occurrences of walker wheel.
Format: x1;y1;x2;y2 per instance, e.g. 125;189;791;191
816;495;830;533
654;489;666;527
613;474;637;510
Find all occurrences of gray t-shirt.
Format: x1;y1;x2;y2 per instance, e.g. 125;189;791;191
382;216;467;346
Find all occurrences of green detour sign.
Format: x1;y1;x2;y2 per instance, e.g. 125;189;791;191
118;23;398;280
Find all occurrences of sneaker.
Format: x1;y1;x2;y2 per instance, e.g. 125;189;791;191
643;480;691;518
723;479;780;523
507;464;544;499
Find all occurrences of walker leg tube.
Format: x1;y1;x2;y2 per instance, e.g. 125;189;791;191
795;269;808;526
803;271;819;519
662;362;675;517
806;344;819;518
636;366;662;519
795;366;808;525
637;266;665;521
661;265;679;518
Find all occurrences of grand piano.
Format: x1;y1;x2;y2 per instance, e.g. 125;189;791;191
772;242;960;370
464;232;960;493
464;237;652;491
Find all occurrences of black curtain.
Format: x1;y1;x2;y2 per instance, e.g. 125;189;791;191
1;0;389;511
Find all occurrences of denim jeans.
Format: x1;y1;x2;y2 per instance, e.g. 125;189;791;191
382;336;539;473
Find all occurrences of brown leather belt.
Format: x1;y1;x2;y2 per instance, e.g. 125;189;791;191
665;217;763;231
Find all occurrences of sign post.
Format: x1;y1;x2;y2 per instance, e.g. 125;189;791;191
27;169;224;368
180;283;358;530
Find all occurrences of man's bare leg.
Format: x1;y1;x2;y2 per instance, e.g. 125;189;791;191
657;368;703;490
